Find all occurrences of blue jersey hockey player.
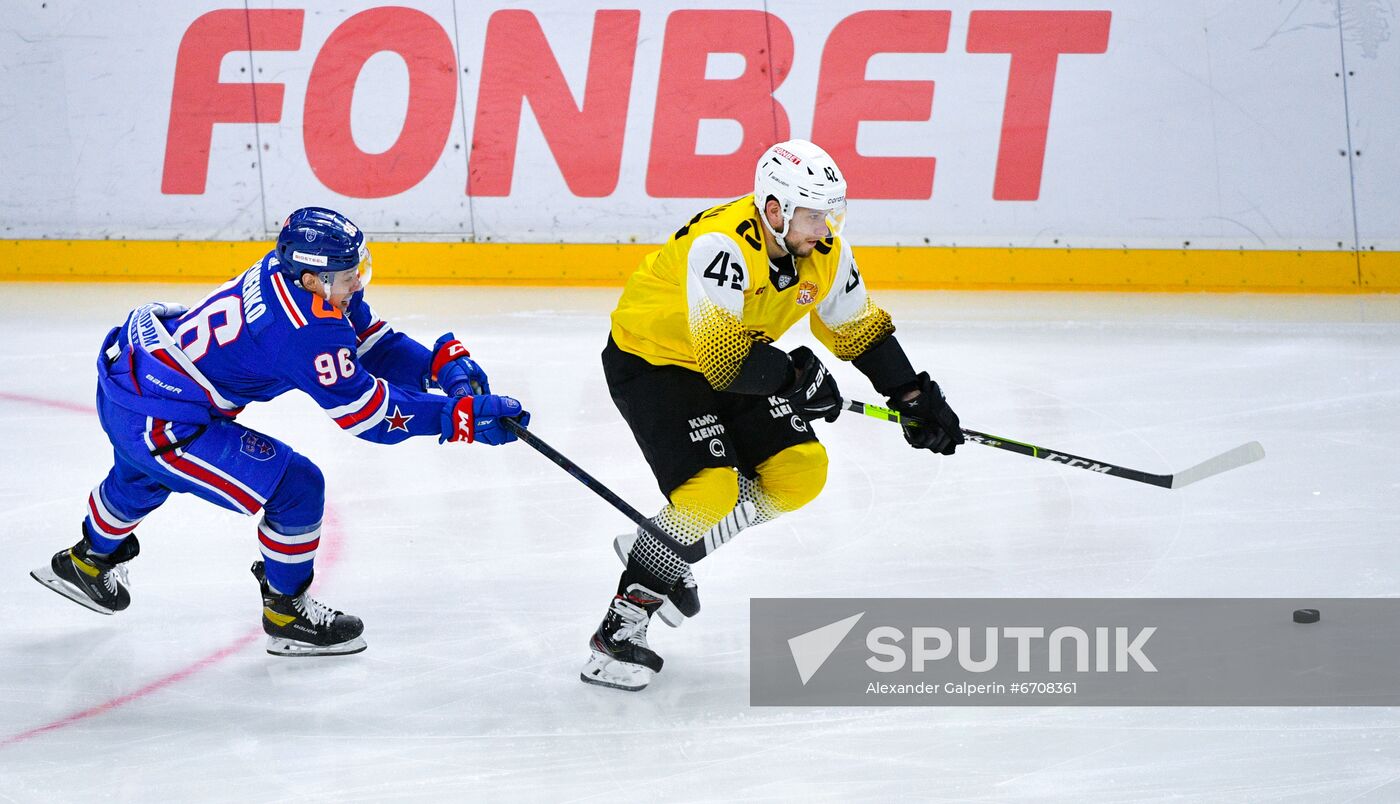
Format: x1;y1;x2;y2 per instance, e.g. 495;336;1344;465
30;207;529;657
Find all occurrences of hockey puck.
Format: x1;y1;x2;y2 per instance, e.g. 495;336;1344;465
1292;608;1320;624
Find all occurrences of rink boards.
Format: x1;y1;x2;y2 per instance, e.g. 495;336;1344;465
2;2;1399;289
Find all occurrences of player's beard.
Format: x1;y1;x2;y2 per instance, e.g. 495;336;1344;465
784;233;818;258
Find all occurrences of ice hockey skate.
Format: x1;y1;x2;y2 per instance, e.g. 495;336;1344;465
580;583;666;691
613;528;697;628
251;561;366;657
30;528;140;615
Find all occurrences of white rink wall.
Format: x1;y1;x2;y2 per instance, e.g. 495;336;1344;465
2;1;1397;251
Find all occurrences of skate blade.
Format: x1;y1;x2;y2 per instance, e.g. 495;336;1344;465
265;635;367;657
29;566;116;615
579;651;654;691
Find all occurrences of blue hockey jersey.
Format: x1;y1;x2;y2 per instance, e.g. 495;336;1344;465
97;251;451;445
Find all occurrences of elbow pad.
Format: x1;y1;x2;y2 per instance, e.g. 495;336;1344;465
851;335;917;397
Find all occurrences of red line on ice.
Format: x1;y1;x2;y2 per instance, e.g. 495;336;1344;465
0;391;94;415
0;391;347;749
0;633;262;749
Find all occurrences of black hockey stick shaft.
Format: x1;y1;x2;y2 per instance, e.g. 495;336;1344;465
842;398;1263;489
502;418;709;562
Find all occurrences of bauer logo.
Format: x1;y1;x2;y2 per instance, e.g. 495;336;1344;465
750;598;1400;706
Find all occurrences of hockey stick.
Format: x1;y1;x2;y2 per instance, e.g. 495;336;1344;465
842;398;1264;489
502;418;712;562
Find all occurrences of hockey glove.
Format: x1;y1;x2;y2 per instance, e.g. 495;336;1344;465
151;302;189;320
440;394;529;446
780;346;841;423
430;333;491;396
889;372;963;455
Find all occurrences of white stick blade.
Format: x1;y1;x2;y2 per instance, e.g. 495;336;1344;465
1170;441;1265;489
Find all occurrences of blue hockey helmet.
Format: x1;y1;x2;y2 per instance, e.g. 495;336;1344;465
275;207;371;290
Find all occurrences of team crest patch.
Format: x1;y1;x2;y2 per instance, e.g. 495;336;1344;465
796;281;819;305
240;432;278;461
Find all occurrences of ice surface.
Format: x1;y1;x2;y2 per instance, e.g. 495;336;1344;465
3;284;1399;802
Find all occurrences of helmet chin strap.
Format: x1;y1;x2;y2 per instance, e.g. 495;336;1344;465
759;204;794;256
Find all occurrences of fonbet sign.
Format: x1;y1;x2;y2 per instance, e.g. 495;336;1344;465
9;2;1382;249
162;7;1109;201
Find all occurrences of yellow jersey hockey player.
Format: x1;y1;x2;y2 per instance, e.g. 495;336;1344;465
581;139;964;691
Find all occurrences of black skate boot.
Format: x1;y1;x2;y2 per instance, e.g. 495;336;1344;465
580;578;666;691
613;528;697;628
30;527;140;615
251;561;366;657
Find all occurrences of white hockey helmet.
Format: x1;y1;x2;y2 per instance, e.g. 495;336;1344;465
753;139;848;251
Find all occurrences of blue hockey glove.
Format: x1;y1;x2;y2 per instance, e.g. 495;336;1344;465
439;394;529;446
430;332;491;396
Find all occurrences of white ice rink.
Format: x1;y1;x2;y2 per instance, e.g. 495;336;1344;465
2;284;1399;802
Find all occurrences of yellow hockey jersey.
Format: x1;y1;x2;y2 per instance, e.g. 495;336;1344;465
610;195;895;390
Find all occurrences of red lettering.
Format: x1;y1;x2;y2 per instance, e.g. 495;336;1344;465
646;11;793;198
161;10;303;195
469;10;640;198
304;7;456;199
812;11;949;200
967;11;1111;201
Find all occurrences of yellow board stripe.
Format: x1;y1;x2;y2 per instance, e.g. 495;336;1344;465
1;240;1396;292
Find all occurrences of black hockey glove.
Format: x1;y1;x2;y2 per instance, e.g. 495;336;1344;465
780;346;841;423
889;372;963;455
